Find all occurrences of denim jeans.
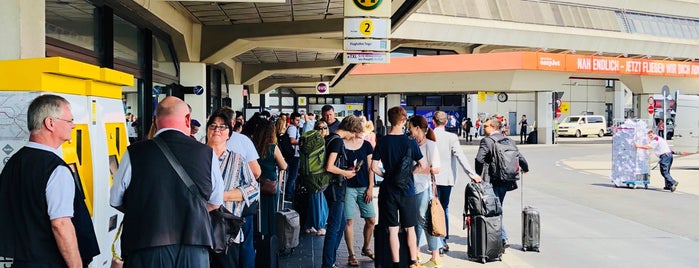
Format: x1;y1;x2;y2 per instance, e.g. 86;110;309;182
492;186;508;241
239;215;255;267
659;154;677;187
285;156;300;200
415;188;442;251
436;185;452;244
322;199;346;268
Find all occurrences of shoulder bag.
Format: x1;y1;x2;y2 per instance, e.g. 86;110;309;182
153;137;243;254
427;171;447;237
390;139;413;190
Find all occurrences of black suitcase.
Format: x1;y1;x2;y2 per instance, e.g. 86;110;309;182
467;215;503;263
374;225;410;268
522;206;540;252
255;232;279;268
520;172;541;252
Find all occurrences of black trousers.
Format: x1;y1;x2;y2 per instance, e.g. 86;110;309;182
124;245;209;268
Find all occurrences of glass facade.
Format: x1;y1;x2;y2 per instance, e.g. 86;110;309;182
114;15;140;66
46;0;97;51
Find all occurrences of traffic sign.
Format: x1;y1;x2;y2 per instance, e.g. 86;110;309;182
344;39;390;51
344;18;390;38
345;52;390;64
344;0;391;17
316;82;329;94
648;96;654;105
662;85;670;97
555;109;562;118
647;105;654;115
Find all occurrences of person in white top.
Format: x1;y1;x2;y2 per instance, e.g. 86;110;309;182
431;111;480;253
635;130;678;192
408;115;443;268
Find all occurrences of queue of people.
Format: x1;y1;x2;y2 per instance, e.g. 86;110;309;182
1;94;537;268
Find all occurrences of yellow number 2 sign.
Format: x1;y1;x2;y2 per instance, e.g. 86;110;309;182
360;19;374;37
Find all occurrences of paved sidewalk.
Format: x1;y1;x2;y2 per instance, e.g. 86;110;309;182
281;139;699;268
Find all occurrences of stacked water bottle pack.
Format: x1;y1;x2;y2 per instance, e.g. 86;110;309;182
611;119;650;187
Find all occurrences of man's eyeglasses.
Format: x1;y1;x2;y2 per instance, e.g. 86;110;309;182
53;117;74;124
208;124;229;131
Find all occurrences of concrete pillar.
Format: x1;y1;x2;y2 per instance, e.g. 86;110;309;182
228;84;244;110
613;81;625;122
467;94;479;120
181;62;206;141
0;0;45;60
535;91;554;144
385;94;402;126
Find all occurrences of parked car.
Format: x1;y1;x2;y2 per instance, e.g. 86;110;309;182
557;115;607;138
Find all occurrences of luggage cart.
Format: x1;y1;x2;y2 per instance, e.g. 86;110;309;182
610;119;651;189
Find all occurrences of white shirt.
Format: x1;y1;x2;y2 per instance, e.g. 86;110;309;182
433;127;477;186
25;142;75;220
648;135;672;156
110;129;224;207
414;140;441;194
225;131;260;162
287;124;300;157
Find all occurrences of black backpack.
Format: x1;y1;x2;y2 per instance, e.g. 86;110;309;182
489;136;521;182
278;133;295;160
464;181;502;217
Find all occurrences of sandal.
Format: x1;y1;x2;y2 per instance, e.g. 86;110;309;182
361;247;375;260
347;254;360;266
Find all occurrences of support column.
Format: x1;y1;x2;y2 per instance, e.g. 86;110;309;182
535;91;554;144
613;81;625;121
0;0;44;60
228;84;245;110
467;94;479;120
181;62;207;141
386;94;401;126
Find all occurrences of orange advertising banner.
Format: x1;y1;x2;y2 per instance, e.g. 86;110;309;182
350;51;699;78
536;52;699;77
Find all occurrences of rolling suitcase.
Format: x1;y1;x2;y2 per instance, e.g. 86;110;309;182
520;172;541;252
276;170;300;255
374;224;410;268
522;206;540;252
467;215;503;263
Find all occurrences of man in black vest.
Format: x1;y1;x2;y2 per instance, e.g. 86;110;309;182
110;96;224;267
0;94;99;267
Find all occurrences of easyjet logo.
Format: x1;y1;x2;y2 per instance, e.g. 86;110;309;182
539;57;561;67
354;0;382;11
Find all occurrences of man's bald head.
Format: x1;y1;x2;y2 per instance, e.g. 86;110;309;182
155;96;191;134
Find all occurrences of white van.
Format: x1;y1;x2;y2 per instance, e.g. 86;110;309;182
557;115;607;137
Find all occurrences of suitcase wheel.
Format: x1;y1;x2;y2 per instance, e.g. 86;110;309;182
481;258;486;264
522;247;527;252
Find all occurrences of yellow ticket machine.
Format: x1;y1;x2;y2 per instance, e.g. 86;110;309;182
0;57;133;267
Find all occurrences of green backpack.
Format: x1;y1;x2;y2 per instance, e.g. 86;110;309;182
299;130;334;192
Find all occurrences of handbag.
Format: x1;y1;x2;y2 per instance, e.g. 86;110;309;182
209;205;244;254
427;197;447;237
259;177;277;195
153;137;242;254
427;172;446;237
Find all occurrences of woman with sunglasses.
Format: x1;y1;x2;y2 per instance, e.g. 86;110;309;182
205;112;259;268
303;121;330;235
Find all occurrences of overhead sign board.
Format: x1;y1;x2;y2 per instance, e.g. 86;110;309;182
344;39;390;51
344;18;390;38
344;0;391;17
345;52;390;64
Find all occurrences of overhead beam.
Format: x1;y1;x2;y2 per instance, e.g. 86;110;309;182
241;59;342;84
203;38;343;64
256;77;332;94
201;19;343;61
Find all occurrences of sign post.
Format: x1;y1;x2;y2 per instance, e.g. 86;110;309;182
344;0;391;64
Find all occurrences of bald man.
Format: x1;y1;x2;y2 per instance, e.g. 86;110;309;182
110;96;224;267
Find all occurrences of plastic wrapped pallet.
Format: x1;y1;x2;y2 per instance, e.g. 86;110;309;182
610;119;650;187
